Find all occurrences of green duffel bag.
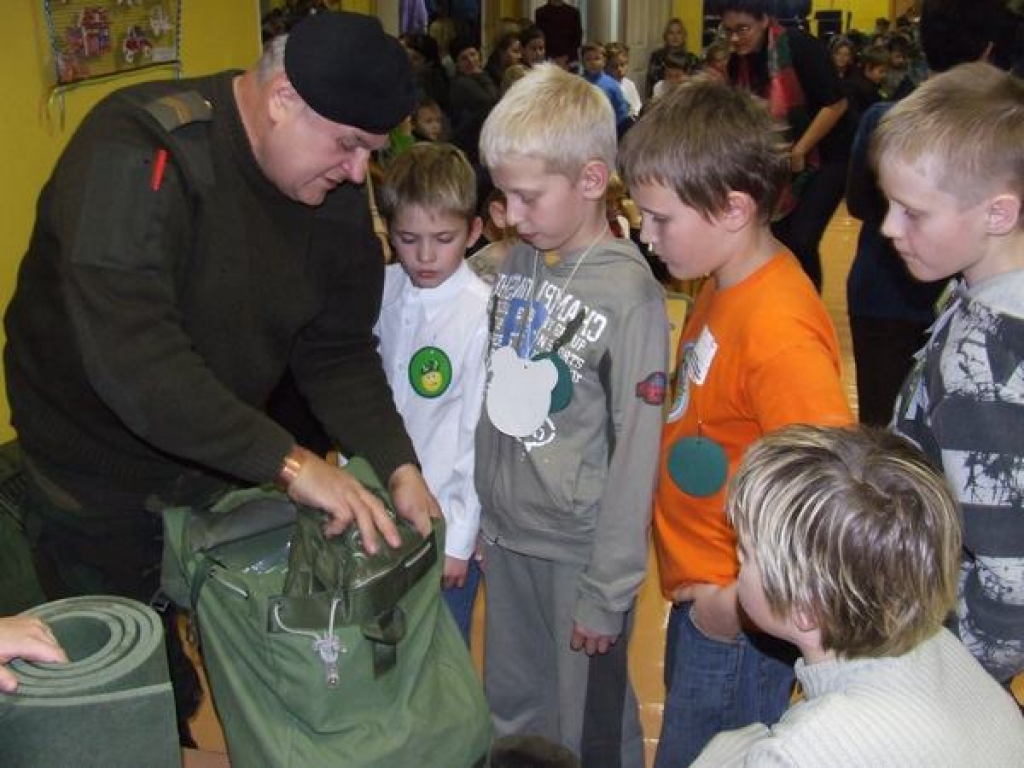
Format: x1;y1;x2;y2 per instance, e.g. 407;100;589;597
161;457;492;768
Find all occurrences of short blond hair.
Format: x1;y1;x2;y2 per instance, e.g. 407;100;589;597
872;62;1024;210
604;41;629;59
377;142;477;223
618;77;789;224
728;425;960;659
479;63;617;178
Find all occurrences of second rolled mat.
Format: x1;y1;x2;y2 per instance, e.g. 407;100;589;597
0;595;179;768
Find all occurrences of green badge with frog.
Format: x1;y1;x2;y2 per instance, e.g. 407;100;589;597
409;346;452;398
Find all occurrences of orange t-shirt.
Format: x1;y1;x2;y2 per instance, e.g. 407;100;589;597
653;253;852;597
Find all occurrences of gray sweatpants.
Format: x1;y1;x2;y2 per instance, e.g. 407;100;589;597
482;539;645;768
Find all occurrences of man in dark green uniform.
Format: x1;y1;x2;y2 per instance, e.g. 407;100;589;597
3;11;438;741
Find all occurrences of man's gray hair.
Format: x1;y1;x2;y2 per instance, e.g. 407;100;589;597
258;34;287;82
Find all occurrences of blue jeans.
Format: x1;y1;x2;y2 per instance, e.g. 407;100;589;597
443;555;481;645
653;602;797;768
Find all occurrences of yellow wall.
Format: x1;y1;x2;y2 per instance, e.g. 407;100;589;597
340;0;376;13
673;2;703;52
0;1;261;441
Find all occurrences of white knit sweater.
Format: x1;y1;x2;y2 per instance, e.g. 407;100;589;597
691;629;1024;767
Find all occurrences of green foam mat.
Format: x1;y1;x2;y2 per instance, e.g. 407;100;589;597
0;595;179;768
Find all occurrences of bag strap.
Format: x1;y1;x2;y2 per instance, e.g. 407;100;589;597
362;606;405;678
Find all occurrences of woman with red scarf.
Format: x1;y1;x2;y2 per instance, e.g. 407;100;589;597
721;0;849;292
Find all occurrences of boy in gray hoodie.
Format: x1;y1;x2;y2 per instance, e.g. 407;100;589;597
474;64;669;767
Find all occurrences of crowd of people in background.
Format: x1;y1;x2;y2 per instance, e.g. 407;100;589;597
380;8;757;283
259;4;992;289
266;1;1024;308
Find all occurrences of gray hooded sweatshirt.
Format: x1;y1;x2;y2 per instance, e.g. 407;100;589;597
475;237;669;634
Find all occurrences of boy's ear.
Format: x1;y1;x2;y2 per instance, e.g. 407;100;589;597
792;604;820;633
719;191;756;232
488;200;506;229
790;610;815;634
985;193;1021;236
466;216;485;250
579;160;610;200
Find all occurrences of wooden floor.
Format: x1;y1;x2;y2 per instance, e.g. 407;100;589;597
186;207;1021;766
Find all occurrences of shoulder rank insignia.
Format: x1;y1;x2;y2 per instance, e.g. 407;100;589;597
142;91;213;133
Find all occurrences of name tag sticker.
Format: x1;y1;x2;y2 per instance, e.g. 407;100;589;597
689;325;718;386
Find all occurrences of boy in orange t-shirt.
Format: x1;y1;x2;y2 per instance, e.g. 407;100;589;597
619;78;852;768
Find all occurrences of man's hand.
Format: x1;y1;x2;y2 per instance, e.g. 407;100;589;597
0;616;67;693
285;448;402;553
442;555;469;590
570;621;620;656
672;582;741;642
387;463;439;539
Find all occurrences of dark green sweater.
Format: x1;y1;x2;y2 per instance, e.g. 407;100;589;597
4;72;415;507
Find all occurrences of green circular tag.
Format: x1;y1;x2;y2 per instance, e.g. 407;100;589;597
668;436;728;498
533;352;573;413
409;346;452;398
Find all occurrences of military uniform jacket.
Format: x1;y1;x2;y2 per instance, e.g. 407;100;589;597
3;72;416;505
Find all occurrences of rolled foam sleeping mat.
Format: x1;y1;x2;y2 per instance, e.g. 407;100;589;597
0;595;180;768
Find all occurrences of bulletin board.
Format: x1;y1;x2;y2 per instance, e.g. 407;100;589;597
44;1;182;85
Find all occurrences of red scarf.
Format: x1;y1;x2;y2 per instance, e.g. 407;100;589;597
735;21;818;217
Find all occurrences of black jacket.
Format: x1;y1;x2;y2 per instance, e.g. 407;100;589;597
4;72;415;507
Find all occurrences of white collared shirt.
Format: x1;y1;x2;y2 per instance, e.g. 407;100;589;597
376;262;491;559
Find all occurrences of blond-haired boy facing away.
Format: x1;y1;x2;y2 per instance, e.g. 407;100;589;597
475;63;669;766
694;424;1024;766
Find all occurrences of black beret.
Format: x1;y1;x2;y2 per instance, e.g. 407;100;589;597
284;12;415;134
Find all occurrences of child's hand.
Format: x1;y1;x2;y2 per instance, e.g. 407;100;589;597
443;555;469;589
687;583;741;642
0;616;68;693
570;621;620;656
